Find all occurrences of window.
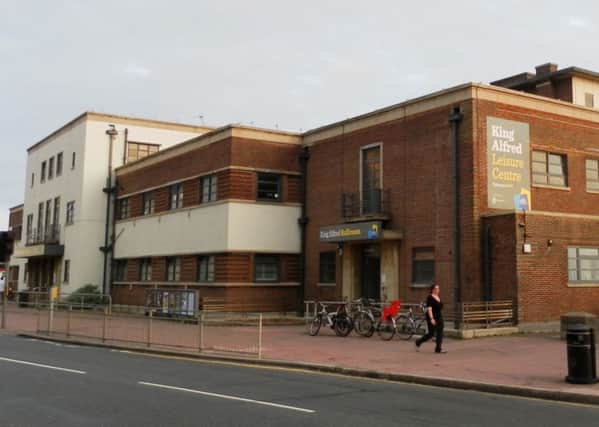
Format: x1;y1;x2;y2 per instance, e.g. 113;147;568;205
254;255;280;282
113;260;127;282
31;173;34;188
169;183;183;209
41;161;47;182
117;198;130;220
319;252;336;284
66;201;75;225
568;247;599;283
361;145;382;214
56;152;63;176
71;152;76;169
142;192;155;215
127;142;159;163
63;260;70;283
197;256;215;282
26;214;33;239
166;257;181;281
37;202;43;235
44;199;51;232
586;159;599;192
532;150;567;187
585;93;595;108
53;197;60;226
139;258;152;281
412;247;435;285
257;173;281;201
201;175;218;203
48;157;54;180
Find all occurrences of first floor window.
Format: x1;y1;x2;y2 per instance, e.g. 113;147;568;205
113;260;127;282
169;183;184;209
257;173;281;201
66;201;75;225
586;158;599;192
412;247;435;285
118;198;130;219
139;258;152;281
201;174;218;203
197;256;215;282
568;247;599;282
532;150;567;187
63;260;70;283
56;152;63;176
142;192;155;215
166;257;181;281
254;255;280;282
319;252;336;283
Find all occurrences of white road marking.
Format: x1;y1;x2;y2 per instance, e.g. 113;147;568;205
138;381;315;414
0;356;86;374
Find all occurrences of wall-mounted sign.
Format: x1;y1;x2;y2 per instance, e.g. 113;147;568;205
319;221;382;243
487;117;531;211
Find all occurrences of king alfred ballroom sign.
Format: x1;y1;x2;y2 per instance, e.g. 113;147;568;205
487;116;531;211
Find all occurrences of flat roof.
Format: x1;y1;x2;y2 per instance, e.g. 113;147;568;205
27;111;214;152
9;204;23;211
491;66;599;89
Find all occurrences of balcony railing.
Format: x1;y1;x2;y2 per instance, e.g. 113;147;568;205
341;189;391;220
25;224;61;246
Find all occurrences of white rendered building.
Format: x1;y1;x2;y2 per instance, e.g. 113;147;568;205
10;112;210;295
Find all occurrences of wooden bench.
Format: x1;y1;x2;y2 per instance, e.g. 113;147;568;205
461;300;514;328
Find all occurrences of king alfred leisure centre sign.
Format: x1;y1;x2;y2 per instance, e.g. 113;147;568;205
487;116;531;211
320;221;382;243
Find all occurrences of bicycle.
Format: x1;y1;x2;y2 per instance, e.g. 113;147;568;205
395;302;429;340
351;298;378;337
352;299;400;341
308;302;353;337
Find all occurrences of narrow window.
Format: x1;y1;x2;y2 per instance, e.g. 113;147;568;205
568;247;599;282
257;173;281;201
31;173;34;188
361;145;382;214
586;159;599;192
48;157;54;180
166;257;181;281
63;260;70;283
117;198;130;219
26;214;33;242
56;152;63;176
254;255;280;282
319;252;336;284
139;258;152;281
201;175;218;203
412;247;435;285
37;202;43;239
41;161;47;182
113;260;127;282
169;183;183;209
71;152;76;170
197;256;215;282
66;201;75;225
585;93;595;108
142;192;155;215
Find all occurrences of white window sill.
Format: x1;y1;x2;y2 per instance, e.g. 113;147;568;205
317;282;336;287
532;184;571;191
568;282;599;288
586;190;599;194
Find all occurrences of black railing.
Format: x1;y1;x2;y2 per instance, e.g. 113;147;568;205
341;189;390;219
25;224;61;246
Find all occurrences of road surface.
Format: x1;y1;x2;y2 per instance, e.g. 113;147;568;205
0;334;596;426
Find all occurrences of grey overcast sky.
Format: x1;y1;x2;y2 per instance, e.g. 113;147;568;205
1;0;598;227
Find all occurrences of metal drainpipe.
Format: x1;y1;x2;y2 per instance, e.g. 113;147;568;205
122;128;128;165
449;107;463;330
102;125;118;295
297;146;310;313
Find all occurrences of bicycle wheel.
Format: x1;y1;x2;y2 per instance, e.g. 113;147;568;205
395;314;415;340
308;315;322;336
334;315;353;337
377;317;396;341
354;312;375;337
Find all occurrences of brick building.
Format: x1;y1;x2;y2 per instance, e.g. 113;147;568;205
111;125;303;311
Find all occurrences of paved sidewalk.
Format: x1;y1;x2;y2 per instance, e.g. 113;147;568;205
3;305;599;402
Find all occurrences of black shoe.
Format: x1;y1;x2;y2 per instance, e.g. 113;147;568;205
415;341;420;352
435;349;447;354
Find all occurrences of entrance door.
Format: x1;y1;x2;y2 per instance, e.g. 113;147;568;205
361;245;381;300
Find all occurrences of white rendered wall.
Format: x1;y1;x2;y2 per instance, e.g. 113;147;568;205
572;76;599;108
114;202;301;259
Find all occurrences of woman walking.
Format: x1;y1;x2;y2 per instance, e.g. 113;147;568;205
415;283;446;353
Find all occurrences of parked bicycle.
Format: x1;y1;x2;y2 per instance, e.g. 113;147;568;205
351;299;400;341
308;302;353;337
395;302;428;340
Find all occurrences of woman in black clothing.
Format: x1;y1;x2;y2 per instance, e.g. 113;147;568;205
415;283;446;353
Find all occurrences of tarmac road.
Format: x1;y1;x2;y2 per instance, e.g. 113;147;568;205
0;334;597;427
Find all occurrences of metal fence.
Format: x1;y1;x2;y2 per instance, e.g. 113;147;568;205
1;297;264;359
460;300;515;329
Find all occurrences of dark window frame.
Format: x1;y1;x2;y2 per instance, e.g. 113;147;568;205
113;260;127;282
166;257;181;281
139;258;152;281
257;173;282;202
586;158;599;192
63;260;70;283
197;255;215;282
56;152;63;176
41;161;47;183
142;192;155;215
48;157;54;180
201;174;218;203
169;183;184;210
65;201;75;225
411;247;435;286
532;150;568;187
254;255;280;282
118;198;130;220
568;247;599;283
319;251;336;284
